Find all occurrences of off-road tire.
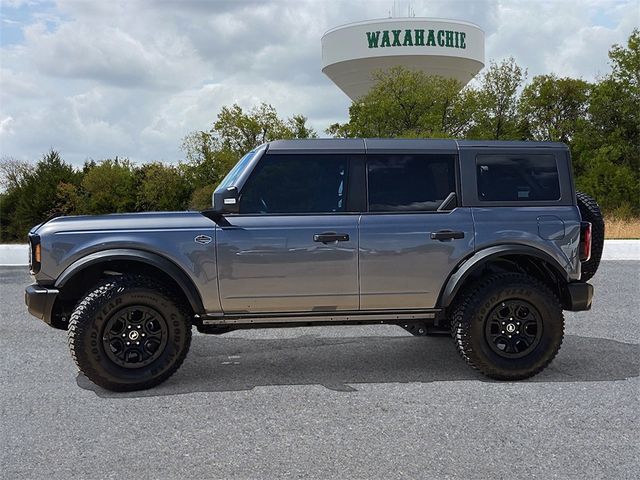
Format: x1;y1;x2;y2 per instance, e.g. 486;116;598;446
68;275;192;391
576;191;605;281
451;273;564;380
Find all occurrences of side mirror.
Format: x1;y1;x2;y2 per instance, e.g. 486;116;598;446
212;186;239;214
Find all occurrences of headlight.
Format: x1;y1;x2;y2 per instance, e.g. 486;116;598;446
28;234;41;274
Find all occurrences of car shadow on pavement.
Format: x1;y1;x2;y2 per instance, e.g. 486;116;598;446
77;333;639;398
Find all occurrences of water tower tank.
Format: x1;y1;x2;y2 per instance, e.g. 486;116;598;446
322;18;485;100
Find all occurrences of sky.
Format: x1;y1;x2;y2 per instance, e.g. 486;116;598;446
0;0;638;166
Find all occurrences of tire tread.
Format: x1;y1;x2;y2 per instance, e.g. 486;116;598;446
576;191;605;281
67;274;192;392
450;272;564;380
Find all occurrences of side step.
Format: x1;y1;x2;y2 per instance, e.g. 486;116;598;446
198;309;442;326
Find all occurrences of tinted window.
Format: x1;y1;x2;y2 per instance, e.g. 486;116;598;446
367;154;456;212
217;150;256;190
240;154;348;214
476;154;560;201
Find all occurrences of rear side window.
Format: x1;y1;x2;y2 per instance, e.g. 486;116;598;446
477;154;560;202
367;154;456;212
240;154;348;214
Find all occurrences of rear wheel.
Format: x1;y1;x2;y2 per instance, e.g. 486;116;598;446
576;191;605;281
68;275;192;391
451;273;564;380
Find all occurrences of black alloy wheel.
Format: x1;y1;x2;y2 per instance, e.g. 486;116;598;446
484;300;543;358
102;305;169;368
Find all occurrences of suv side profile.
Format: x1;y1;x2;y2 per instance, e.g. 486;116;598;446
25;139;604;391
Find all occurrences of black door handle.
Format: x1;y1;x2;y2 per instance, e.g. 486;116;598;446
313;232;350;243
431;230;465;241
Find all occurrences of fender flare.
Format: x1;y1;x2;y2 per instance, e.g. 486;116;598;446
55;249;205;314
439;244;570;308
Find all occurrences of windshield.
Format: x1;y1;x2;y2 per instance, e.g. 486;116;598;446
216;150;256;191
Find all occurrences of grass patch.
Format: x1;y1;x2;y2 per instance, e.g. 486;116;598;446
605;218;640;239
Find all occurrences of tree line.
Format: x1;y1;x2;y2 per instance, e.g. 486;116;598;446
1;30;637;242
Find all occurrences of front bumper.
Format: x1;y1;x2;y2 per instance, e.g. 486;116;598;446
566;282;594;311
25;284;59;325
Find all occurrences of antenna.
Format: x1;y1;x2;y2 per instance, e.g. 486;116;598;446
388;0;416;18
408;1;415;17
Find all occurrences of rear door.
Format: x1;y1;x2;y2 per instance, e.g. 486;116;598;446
216;152;361;313
359;150;475;309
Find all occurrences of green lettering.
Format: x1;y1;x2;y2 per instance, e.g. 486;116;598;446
460;32;466;49
437;30;445;47
455;31;460;48
391;29;401;46
414;29;425;46
445;30;454;47
366;31;380;48
403;29;413;46
381;30;391;47
426;29;436;46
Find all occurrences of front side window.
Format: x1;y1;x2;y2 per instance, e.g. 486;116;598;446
239;154;348;214
216;150;257;191
476;154;560;202
367;154;456;212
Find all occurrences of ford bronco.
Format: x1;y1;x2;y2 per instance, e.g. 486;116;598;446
25;139;604;391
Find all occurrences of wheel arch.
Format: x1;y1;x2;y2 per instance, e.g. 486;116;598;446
50;249;205;329
439;245;571;310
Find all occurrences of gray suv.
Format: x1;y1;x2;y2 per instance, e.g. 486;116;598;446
25;139;604;391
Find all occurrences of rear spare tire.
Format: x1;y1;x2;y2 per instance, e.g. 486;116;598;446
576;191;605;281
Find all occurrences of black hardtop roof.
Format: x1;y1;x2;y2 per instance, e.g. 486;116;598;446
266;138;568;154
456;139;569;149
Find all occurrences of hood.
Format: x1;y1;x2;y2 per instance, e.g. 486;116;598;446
34;211;214;236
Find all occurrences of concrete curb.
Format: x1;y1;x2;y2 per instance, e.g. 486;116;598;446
0;245;29;266
1;240;638;266
600;240;640;261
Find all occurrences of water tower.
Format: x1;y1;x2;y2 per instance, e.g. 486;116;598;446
321;17;485;100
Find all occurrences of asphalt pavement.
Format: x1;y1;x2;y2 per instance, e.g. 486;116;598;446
1;262;638;479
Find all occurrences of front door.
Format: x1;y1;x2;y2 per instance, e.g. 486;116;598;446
359;152;475;309
216;153;359;313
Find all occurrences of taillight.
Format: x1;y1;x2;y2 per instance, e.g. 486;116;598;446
28;234;41;274
580;221;592;262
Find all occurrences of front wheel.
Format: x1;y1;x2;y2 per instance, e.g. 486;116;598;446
450;273;564;380
68;275;192;391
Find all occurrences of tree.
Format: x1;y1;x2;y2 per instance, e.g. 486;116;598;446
572;29;640;216
188;185;216;210
575;148;640;217
519;75;590;143
181;103;317;208
0;157;30;191
80;158;137;214
609;28;640;91
286;114;317;140
212;103;317;158
7;150;81;239
0;157;32;240
468;57;526;140
180;131;238;190
136;162;191;211
327;66;474;138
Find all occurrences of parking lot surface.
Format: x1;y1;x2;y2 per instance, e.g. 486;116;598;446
1;262;638;479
